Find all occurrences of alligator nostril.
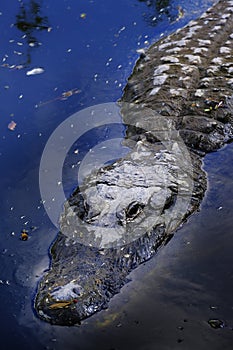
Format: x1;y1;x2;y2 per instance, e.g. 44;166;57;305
116;209;126;226
83;199;90;214
72;288;81;296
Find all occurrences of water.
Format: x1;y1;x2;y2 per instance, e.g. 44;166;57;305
1;0;233;349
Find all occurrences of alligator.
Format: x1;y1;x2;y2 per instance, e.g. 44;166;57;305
35;0;233;325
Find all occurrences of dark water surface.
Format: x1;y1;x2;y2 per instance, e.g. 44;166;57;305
1;0;233;349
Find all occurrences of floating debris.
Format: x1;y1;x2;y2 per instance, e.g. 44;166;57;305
2;64;24;70
208;319;225;329
177;6;185;20
8;121;17;131
38;88;81;107
26;67;44;76
80;13;87;19
209;305;218;310
61;89;81;99
21;229;29;241
30;226;38;232
14;50;23;56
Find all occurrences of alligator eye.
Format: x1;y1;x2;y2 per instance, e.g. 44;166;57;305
125;201;144;221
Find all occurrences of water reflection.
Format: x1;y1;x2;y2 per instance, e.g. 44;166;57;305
15;0;49;66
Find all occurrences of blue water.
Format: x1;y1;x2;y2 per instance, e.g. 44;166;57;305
1;1;232;349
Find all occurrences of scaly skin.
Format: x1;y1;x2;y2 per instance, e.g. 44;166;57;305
35;0;233;325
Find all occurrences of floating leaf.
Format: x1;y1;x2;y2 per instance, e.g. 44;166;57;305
177;6;184;20
21;230;29;241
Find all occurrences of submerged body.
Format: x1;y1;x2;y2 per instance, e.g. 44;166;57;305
35;0;233;325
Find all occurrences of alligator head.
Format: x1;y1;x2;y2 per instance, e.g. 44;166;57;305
35;107;197;325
